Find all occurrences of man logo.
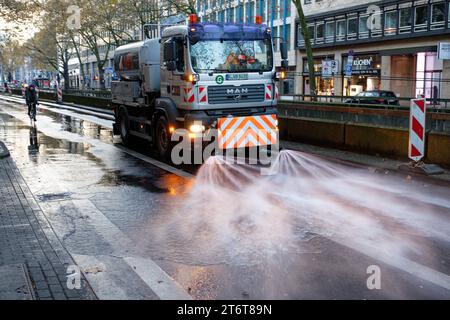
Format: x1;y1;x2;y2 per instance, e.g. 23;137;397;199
227;88;249;95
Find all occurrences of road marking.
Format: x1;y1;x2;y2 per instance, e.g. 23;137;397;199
72;254;158;300
337;236;450;291
0;95;114;121
124;257;193;300
115;145;194;179
69;199;192;300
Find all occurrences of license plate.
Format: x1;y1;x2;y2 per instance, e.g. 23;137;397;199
225;74;249;81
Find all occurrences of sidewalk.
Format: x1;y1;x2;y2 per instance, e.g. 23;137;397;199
0;142;96;300
281;140;450;184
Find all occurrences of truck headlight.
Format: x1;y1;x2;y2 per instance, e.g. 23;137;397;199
189;124;205;133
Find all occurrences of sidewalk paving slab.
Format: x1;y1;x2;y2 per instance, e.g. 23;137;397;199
0;141;96;300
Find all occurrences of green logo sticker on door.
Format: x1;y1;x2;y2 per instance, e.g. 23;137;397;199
215;75;224;85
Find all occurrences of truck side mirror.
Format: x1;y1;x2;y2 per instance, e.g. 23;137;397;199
280;42;288;60
281;60;289;69
163;41;177;62
166;61;177;71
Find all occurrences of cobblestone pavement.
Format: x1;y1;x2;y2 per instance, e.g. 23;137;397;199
0;148;96;300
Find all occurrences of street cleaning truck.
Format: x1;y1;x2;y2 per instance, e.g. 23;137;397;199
111;15;287;160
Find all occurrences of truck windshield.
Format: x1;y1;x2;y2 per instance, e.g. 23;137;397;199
190;39;273;73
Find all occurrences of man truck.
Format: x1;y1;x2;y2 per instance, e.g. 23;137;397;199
111;15;287;161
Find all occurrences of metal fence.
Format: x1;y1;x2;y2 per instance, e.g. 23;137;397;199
280;94;450;111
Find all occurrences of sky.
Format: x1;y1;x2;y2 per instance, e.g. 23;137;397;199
0;17;37;43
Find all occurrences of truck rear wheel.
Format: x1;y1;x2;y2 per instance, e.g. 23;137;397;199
118;109;132;146
155;116;172;161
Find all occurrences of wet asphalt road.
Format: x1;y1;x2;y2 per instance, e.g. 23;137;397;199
0;97;449;300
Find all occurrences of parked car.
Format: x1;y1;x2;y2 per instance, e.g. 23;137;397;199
344;90;400;105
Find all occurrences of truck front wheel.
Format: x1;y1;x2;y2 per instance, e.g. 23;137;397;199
155;116;172;161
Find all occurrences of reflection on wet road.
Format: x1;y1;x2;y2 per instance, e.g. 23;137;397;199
0;99;449;300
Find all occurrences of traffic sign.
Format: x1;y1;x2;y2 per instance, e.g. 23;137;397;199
345;50;354;77
408;98;426;162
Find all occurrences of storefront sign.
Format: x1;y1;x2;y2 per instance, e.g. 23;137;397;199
322;60;333;78
438;42;450;60
345;50;354;77
304;58;338;76
343;53;381;76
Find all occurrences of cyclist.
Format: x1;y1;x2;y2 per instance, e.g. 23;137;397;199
25;84;38;121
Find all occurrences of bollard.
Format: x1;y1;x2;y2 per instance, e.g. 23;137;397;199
56;84;63;103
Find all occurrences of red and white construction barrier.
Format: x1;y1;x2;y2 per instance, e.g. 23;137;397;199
408;98;426;162
56;84;63;102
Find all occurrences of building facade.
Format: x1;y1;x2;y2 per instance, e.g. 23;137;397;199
296;0;450;101
196;0;298;93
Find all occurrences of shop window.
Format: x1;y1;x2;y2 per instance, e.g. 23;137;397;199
431;2;446;29
414;5;428;32
384;10;397;35
336;19;346;41
359;15;369;39
347;16;358;40
325;21;335;43
316;23;325;44
399;6;412;33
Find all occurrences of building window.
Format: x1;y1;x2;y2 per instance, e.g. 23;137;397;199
414;5;428;32
307;24;315;43
285;24;291;51
431;2;446;29
280;24;291;50
259;0;266;21
336;19;346;41
359;14;369;39
316;22;324;44
246;2;254;23
297;24;305;47
325;21;335;43
384;10;397;35
286;0;291;18
347;16;357;40
399;6;412;33
273;26;279;51
304;0;311;4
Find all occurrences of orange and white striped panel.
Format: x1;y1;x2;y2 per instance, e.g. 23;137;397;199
218;115;278;149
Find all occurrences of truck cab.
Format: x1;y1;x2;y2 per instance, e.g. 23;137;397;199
112;16;285;161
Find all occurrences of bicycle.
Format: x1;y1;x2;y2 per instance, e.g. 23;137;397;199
28;102;37;123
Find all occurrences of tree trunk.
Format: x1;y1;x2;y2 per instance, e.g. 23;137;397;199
63;61;70;91
293;0;316;99
98;67;105;90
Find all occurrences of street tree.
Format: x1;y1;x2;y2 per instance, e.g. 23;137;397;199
24;0;76;90
0;38;25;81
292;0;316;97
